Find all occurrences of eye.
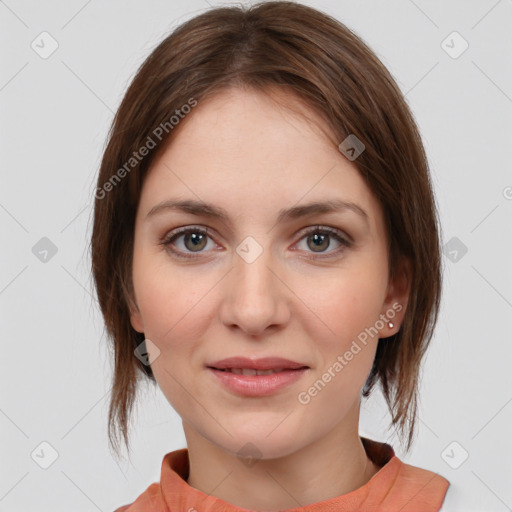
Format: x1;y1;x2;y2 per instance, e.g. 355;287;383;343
160;226;216;259
294;225;352;259
160;225;352;260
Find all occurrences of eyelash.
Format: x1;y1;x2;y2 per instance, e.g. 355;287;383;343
159;225;352;261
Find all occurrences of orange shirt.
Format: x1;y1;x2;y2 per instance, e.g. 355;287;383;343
115;436;450;512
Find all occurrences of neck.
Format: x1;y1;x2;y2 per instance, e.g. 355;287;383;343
183;405;379;510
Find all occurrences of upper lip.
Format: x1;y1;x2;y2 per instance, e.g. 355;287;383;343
207;356;309;371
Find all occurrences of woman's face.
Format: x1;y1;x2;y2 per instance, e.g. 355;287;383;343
129;87;409;459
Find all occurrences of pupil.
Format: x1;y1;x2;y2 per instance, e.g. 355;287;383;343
309;233;328;252
186;233;206;251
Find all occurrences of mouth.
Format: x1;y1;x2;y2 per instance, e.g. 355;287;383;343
206;357;310;396
208;367;308;376
206;356;310;372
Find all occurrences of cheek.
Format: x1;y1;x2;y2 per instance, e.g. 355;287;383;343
135;265;210;411
132;260;218;395
132;250;213;339
293;267;384;392
295;265;385;342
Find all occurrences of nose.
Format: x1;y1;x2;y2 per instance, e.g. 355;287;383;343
219;242;291;337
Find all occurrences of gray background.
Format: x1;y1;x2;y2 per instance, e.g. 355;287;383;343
1;0;511;510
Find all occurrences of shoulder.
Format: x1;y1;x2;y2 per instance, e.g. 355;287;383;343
380;457;450;511
113;482;166;512
397;459;450;493
398;459;450;487
113;448;189;512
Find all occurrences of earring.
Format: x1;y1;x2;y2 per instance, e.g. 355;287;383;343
388;322;394;329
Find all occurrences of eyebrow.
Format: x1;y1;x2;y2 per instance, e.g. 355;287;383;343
146;198;369;225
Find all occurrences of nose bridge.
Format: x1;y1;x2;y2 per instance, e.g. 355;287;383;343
222;234;288;334
234;234;277;301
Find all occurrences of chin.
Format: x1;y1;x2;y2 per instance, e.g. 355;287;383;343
219;428;307;462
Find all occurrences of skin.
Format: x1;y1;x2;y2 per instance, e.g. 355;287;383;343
129;86;411;510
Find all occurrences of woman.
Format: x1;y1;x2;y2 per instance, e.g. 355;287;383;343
91;1;451;510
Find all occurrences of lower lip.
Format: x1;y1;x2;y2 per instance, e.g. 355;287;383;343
207;367;309;397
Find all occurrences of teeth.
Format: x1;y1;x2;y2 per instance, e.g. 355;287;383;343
226;368;286;375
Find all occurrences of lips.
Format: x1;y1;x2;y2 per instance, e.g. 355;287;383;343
207;361;309;397
207;356;309;372
216;368;292;376
206;356;310;396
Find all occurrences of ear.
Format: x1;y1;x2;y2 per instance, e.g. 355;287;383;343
127;295;144;333
379;256;412;338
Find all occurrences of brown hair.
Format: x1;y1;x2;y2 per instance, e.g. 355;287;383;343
90;0;443;460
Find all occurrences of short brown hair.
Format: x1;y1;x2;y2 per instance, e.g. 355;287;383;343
90;0;443;460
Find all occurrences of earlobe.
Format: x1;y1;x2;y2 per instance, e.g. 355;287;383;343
381;257;412;336
130;310;144;333
128;299;144;333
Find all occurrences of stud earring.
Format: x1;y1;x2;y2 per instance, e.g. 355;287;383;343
388;322;394;329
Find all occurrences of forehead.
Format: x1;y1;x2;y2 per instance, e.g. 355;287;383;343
138;87;384;232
